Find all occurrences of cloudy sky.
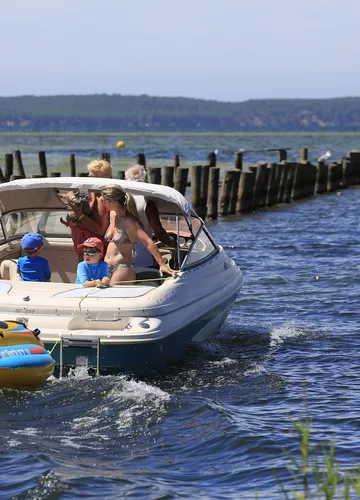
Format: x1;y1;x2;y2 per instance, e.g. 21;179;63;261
1;0;359;101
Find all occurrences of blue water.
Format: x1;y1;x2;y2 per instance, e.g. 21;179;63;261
1;134;360;499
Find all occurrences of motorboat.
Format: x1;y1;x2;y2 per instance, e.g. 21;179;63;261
0;177;244;376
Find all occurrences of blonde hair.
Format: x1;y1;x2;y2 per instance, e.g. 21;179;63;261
101;184;141;224
87;159;112;178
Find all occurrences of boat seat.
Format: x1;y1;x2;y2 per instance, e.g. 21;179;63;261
0;259;20;281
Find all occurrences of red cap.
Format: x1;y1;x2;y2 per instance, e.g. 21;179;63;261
77;237;104;254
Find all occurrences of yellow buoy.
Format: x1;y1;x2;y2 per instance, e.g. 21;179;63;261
116;140;126;148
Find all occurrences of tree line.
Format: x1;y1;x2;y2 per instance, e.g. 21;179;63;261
0;94;359;132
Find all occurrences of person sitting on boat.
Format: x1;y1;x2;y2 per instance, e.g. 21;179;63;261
100;185;174;285
75;237;110;288
58;159;112;260
125;164;176;267
17;232;51;282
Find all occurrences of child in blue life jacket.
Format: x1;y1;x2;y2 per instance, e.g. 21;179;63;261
75;237;110;287
17;232;51;282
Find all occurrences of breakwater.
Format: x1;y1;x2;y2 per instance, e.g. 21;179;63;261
1;147;360;220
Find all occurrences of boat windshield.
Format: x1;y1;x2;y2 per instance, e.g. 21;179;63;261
1;210;71;240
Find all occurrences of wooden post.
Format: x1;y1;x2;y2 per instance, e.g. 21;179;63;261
161;166;175;187
70;154;76;177
191;165;202;216
14;150;26;178
277;162;289;203
234;151;243;170
341;160;349;189
300;147;308;161
136;153;146;167
10;174;23;181
348;150;360;184
50;172;61;177
116;170;125;180
0;166;5;183
283;162;297;203
266;163;278;206
100;152;111;163
4;154;13;181
147;167;161;184
315;160;328;194
219;170;235;216
207;152;217;167
207;167;220;219
228;169;241;214
199;165;210;218
278;149;287;162
236;171;255;212
38;151;48;178
174;154;180;168
174;167;188;195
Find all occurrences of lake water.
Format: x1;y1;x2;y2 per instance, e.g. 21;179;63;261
1;133;360;499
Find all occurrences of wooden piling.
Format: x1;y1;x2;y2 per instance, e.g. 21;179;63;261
174;154;180;168
278;149;287;162
174;167;188;195
219;170;235;216
100;152;111;163
207;152;217;167
234;151;243;170
4;154;13;182
116;170;125;180
207;167;220;219
161;166;175;187
236;171;254;212
266;163;279;206
341;159;353;187
300;148;308;161
136;153;146;167
250;162;269;209
229;169;241;214
147;167;161;185
348;150;360;184
191;165;203;217
0;167;5;183
277;162;288;203
327;162;342;192
70;154;76;177
200;165;210;217
14;150;26;178
283;163;297;203
315;161;328;194
292;161;316;200
38;151;48;178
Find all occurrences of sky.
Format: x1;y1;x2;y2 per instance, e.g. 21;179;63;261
1;0;359;102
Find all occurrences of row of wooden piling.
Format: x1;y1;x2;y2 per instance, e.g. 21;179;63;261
1;149;360;220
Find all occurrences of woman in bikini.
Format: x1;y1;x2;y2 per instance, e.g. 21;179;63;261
101;185;174;285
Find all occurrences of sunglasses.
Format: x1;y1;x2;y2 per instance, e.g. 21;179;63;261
83;249;100;256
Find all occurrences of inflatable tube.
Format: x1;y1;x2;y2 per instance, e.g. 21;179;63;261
0;321;54;388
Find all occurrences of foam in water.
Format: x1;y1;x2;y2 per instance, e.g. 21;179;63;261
269;322;304;347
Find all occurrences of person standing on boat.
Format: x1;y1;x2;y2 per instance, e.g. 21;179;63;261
62;159;112;260
101;185;174;285
124;164;176;267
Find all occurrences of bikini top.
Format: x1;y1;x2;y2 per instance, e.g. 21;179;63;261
105;222;132;244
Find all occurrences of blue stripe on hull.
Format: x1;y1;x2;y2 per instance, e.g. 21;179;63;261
45;292;238;376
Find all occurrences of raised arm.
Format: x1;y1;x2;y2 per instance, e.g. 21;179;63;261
145;200;176;247
132;222;174;275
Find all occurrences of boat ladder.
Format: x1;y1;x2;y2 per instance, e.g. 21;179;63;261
59;337;101;376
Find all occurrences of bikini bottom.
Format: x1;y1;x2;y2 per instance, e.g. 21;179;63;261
109;263;135;277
